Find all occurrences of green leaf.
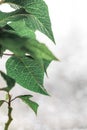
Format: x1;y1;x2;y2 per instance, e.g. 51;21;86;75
1;24;15;31
0;31;27;56
18;95;39;114
0;100;5;107
5;0;55;42
9;20;36;38
0;30;57;60
0;71;15;92
0;44;6;57
25;39;58;61
0;8;27;27
6;56;49;95
42;59;51;74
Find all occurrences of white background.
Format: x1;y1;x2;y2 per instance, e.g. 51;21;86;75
1;0;87;130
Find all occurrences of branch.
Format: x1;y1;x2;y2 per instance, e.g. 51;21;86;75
11;96;19;102
0;53;14;56
4;93;13;130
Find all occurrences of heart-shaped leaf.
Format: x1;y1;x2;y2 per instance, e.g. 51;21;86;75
6;56;49;95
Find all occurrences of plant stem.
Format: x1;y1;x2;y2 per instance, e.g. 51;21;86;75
2;53;14;56
4;93;13;130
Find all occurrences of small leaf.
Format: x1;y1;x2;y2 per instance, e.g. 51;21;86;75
18;95;39;114
6;56;49;95
0;100;5;107
0;71;15;92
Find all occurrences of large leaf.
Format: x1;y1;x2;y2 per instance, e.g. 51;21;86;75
6;56;49;95
25;39;57;61
5;0;55;42
18;95;39;114
0;71;15;92
0;31;57;60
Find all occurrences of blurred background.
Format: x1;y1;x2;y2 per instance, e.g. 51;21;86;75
1;0;87;130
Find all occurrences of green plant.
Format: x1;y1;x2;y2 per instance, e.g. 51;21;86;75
0;0;58;130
